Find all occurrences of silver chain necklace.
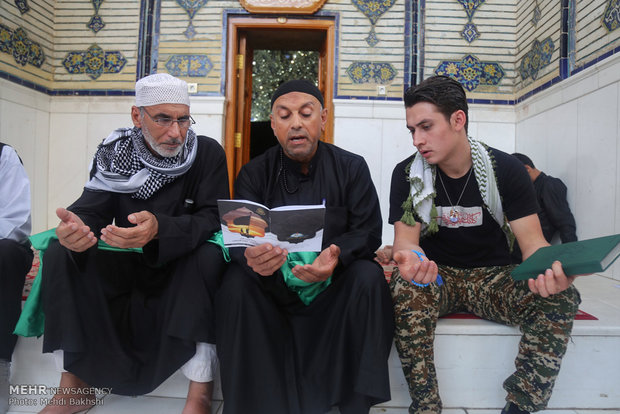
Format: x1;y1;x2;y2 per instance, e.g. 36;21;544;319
437;167;473;223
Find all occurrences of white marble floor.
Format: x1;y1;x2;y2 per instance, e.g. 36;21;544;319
7;394;620;414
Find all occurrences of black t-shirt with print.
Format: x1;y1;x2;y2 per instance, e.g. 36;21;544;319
388;146;539;268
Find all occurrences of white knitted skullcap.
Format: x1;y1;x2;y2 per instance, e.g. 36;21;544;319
135;73;190;107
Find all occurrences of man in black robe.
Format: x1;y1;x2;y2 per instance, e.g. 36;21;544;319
40;73;229;414
511;153;577;244
216;79;394;414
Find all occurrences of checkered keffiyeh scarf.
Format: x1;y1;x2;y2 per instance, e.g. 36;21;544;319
400;138;514;247
85;127;197;199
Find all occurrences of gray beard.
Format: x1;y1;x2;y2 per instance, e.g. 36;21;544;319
142;124;183;158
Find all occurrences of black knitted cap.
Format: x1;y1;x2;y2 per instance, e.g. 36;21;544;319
270;79;324;108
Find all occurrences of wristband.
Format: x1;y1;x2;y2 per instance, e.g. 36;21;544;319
410;250;444;287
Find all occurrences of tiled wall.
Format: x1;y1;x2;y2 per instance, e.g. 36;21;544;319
423;0;517;99
331;0;406;99
2;0;620;102
575;0;620;70
156;0;230;95
514;0;562;96
0;0;54;88
50;0;140;89
153;0;408;99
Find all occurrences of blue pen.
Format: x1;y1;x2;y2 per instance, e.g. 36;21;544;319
410;250;443;287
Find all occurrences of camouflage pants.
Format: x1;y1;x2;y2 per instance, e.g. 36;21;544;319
389;265;581;413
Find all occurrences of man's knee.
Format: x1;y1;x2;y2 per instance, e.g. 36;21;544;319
195;243;227;271
539;284;581;321
182;243;228;289
42;238;72;269
218;264;260;300
342;260;387;291
0;239;33;276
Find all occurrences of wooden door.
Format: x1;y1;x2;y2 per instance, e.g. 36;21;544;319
224;17;335;194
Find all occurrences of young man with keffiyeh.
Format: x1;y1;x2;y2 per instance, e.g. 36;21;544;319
388;76;581;414
38;73;229;414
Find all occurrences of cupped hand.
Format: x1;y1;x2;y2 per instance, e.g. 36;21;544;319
55;207;97;252
292;244;340;283
100;210;158;249
393;249;438;285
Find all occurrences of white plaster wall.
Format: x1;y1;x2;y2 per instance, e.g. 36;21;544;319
333;99;408;247
516;53;620;280
46;96;226;228
0;79;50;234
0;84;225;233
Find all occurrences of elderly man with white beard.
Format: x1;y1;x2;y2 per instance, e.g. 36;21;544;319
38;73;229;414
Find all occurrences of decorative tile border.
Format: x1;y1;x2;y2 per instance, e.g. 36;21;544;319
165;54;213;77
602;0;620;32
14;0;29;14
519;37;555;81
62;44;127;80
0;24;45;68
434;54;504;91
531;0;542;27
175;0;209;39
461;22;480;43
351;0;397;46
345;61;397;84
458;0;485;20
88;0;105;33
2;1;618;105
457;0;485;43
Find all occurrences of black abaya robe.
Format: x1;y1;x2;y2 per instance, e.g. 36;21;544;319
41;135;229;395
216;142;394;413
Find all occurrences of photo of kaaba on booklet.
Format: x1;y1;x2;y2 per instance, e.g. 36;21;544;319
511;233;620;280
217;199;325;252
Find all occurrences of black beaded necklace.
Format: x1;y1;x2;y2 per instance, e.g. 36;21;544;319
278;148;298;194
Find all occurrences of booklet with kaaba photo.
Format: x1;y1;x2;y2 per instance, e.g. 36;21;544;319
217;199;325;252
511;234;620;280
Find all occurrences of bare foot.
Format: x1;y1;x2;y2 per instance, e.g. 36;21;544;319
39;372;96;414
181;380;213;414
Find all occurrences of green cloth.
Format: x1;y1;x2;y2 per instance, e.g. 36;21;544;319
14;229;229;337
280;252;332;306
206;230;230;263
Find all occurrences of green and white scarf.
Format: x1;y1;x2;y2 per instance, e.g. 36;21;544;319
400;138;514;247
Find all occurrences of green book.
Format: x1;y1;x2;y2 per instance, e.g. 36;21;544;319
511;234;620;280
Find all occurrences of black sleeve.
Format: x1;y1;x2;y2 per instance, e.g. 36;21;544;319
540;177;577;242
234;162;263;203
388;155;415;225
148;137;230;264
67;189;115;237
493;149;539;221
329;156;382;267
229;162;269;269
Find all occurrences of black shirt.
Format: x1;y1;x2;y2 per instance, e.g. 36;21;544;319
389;147;538;268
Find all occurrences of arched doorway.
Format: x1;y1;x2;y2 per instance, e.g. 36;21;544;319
223;16;335;194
